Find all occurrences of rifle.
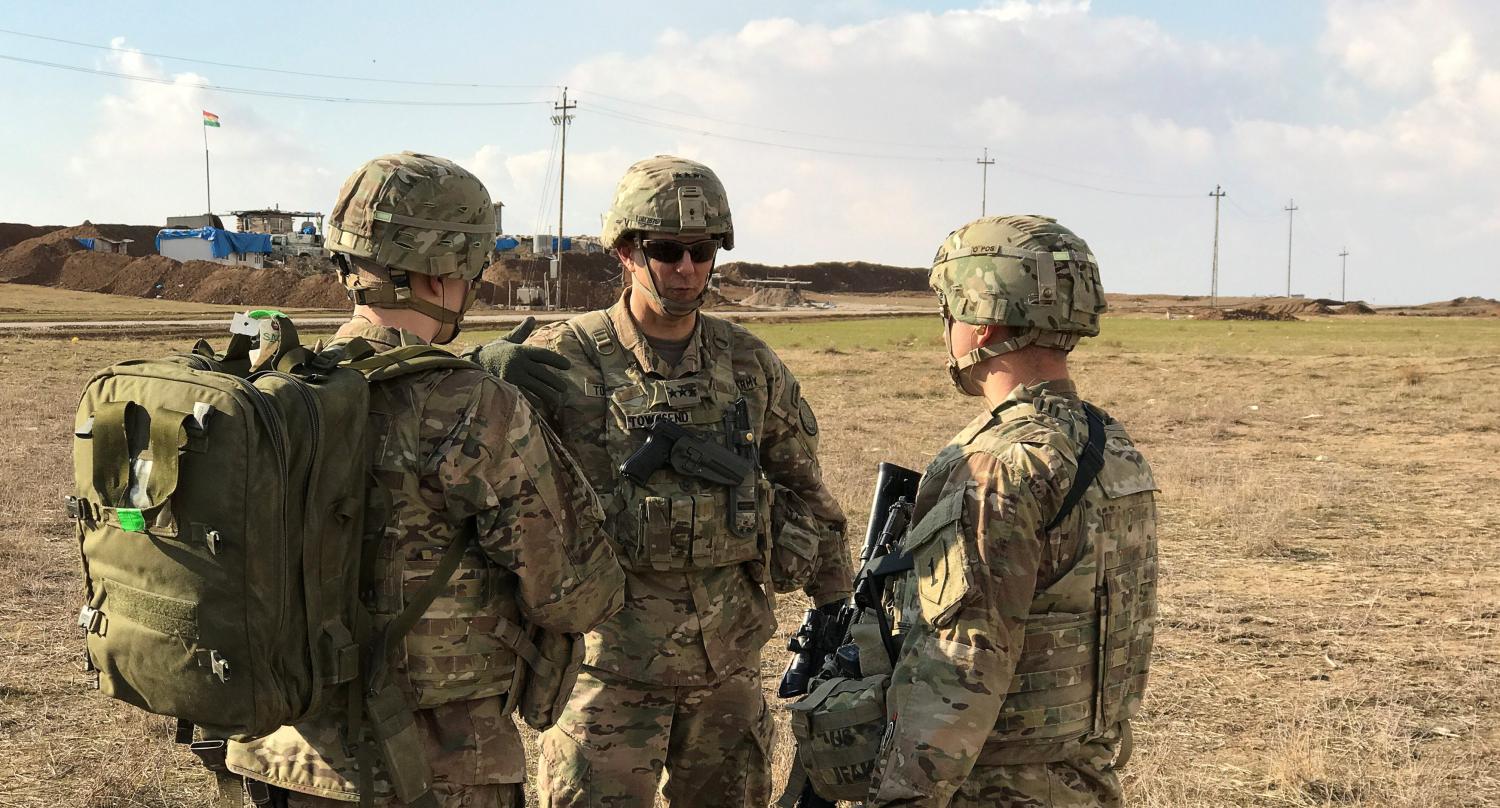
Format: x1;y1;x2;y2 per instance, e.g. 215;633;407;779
777;461;921;807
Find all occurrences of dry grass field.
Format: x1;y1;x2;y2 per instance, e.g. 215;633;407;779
1;315;1497;807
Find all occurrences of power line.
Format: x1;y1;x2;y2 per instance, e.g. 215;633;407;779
585;103;1203;199
0;27;557;89
534;123;562;235
0;52;553;106
573;88;972;152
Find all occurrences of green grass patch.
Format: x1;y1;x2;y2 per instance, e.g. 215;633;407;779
465;314;1498;359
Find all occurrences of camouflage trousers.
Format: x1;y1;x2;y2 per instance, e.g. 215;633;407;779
942;760;1121;807
271;782;522;807
538;663;773;807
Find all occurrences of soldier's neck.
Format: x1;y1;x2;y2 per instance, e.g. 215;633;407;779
351;305;440;343
626;285;699;342
974;349;1071;408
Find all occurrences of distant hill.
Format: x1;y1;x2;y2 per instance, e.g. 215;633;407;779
719;260;927;293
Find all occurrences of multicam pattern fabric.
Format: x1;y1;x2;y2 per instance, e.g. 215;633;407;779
538;662;773;807
327;151;495;280
226;318;625;800
929;216;1107;344
526;293;851;687
599;155;735;249
868;380;1158;807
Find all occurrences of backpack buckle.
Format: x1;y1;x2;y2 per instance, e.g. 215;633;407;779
188;738;228;771
77;606;103;634
209;650;231;683
65;496;83;520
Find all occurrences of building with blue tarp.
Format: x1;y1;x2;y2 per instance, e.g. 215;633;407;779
75;236;133;255
156;227;273;267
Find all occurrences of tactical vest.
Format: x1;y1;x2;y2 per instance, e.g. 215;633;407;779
566;310;768;573
899;401;1159;766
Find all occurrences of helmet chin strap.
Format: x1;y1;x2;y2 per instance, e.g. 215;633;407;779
943;318;1042;397
633;247;710;317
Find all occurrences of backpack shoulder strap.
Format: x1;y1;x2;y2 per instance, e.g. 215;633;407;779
1043;403;1107;532
344;344;479;382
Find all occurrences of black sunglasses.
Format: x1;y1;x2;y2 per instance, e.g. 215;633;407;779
639;238;721;265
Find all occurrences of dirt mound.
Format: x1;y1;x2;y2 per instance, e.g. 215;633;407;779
1338;301;1376;314
741;286;809;307
56;251;135;292
1194;307;1299;321
0;234;85;284
720;261;925;293
0;221;161;257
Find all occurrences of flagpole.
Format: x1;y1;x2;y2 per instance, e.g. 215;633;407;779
202;121;212;214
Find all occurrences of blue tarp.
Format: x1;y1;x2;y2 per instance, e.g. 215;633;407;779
495;237;520;251
75;237;96;250
155;227;273;258
300;222;317;235
551;237;572;252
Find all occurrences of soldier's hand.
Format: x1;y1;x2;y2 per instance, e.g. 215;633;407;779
466;317;572;413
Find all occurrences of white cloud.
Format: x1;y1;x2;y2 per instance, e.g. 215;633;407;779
21;2;1500;302
541;0;1499;302
67;39;331;223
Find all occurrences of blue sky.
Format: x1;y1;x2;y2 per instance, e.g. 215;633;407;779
2;1;1496;303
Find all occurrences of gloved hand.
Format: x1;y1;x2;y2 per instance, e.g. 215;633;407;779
465;317;572;413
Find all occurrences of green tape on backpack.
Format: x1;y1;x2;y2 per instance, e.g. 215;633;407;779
117;508;146;532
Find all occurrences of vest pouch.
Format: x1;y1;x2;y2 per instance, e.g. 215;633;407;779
788;674;889;801
637;494;712;570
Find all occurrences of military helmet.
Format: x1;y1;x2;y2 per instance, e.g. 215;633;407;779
326;151;494;281
600;155;734;250
930;215;1106;350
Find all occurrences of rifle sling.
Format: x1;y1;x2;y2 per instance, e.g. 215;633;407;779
1044;403;1107;532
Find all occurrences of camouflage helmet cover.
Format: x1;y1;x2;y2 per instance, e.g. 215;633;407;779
600;155;734;250
930;215;1106;347
326;151;495;280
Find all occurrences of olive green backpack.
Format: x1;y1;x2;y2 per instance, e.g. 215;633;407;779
68;312;559;807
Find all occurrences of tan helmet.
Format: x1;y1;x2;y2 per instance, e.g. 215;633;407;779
328;152;494;329
930;215;1106;393
600;155;734;250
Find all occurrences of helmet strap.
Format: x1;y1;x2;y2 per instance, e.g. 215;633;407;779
631;244;710;318
943;319;1044;397
342;259;469;336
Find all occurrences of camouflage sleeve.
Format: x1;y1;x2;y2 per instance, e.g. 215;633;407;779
758;349;852;606
868;447;1059;807
430;372;624;634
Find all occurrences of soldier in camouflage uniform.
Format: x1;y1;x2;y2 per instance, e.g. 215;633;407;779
867;216;1158;807
225;152;626;807
474;155;853;807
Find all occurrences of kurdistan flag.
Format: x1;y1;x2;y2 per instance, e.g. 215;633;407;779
203;110;221;127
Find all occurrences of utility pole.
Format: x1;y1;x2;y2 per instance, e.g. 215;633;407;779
551;87;576;309
1339;247;1350;301
1209;185;1226;308
1283;198;1299;297
977;147;995;216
